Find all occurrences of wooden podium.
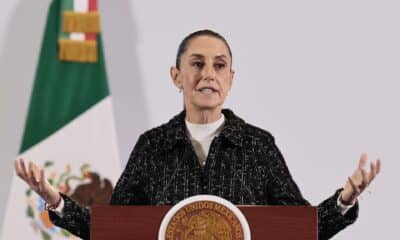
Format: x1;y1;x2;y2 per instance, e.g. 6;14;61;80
91;205;317;239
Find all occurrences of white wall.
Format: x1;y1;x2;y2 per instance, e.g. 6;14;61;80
1;0;398;239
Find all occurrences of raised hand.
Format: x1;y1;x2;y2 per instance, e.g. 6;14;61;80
340;153;381;205
14;158;60;206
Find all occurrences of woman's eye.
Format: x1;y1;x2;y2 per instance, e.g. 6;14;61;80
215;63;226;70
192;62;204;68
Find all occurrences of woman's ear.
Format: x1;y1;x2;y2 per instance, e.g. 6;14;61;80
228;69;235;90
170;66;183;89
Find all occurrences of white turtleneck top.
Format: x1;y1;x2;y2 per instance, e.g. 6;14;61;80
185;114;225;166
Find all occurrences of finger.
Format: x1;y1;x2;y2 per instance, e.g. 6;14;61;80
32;164;43;193
19;158;29;180
348;177;361;195
31;163;41;183
39;169;47;193
376;159;381;174
361;169;369;189
14;159;26;181
26;161;33;183
358;153;368;170
369;161;377;182
28;161;39;186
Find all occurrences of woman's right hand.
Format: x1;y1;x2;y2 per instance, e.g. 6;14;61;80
14;158;61;205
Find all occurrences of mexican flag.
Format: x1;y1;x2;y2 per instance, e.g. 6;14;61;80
1;0;121;239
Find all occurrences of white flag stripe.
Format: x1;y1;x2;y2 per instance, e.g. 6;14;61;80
70;33;85;41
74;0;89;12
70;0;89;41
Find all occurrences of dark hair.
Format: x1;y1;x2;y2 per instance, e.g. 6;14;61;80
175;29;233;69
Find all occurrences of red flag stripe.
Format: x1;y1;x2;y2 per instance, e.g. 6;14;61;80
86;0;98;41
88;0;97;11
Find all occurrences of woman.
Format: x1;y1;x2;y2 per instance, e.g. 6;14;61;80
15;29;381;240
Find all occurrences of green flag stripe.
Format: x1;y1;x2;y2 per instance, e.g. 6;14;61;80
59;0;73;39
20;0;109;153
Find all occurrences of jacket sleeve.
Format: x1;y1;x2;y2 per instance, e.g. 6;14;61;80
264;136;358;240
110;134;150;205
48;134;150;239
48;194;91;239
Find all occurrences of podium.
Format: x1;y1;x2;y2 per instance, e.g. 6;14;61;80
91;205;317;239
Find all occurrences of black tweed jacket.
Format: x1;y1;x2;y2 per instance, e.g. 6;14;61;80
49;108;358;239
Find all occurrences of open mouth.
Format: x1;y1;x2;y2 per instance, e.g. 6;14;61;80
197;87;218;94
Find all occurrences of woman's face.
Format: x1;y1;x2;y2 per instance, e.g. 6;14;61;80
171;36;234;112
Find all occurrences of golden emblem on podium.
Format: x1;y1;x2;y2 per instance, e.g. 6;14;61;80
158;195;251;240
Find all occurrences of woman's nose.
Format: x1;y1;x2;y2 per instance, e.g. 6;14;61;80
202;65;216;81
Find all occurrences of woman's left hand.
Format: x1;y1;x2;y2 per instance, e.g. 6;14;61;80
340;153;381;205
